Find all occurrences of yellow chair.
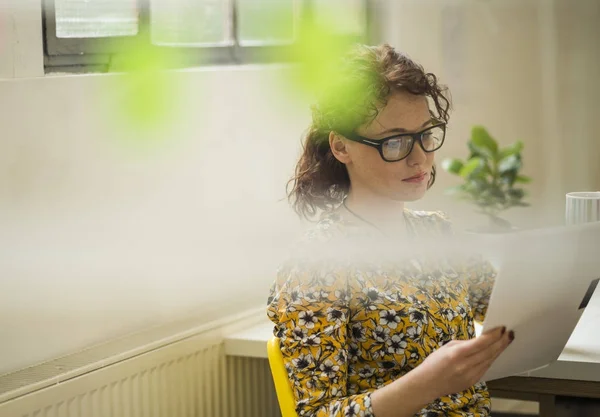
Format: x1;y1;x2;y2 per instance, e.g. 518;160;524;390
267;337;299;417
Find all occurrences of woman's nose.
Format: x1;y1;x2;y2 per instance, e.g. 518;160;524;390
406;139;427;165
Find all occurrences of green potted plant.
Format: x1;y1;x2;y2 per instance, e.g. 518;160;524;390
441;125;531;233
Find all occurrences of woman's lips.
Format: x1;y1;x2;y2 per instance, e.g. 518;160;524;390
402;172;428;183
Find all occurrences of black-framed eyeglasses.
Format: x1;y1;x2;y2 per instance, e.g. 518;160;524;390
342;122;447;162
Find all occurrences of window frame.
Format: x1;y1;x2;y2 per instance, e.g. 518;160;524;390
42;0;373;74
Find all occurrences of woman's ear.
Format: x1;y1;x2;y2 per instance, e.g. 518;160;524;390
329;131;352;164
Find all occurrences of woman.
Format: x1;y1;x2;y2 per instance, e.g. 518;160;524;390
267;44;513;417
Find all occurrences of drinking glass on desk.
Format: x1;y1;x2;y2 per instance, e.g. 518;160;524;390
566;192;600;225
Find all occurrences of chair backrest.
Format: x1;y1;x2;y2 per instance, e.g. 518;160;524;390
266;336;299;417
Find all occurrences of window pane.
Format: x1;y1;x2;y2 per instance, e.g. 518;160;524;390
55;0;139;38
313;0;366;35
151;0;233;46
237;0;295;45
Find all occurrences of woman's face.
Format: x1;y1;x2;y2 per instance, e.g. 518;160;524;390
336;90;437;203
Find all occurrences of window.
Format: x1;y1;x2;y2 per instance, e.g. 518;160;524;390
43;0;372;73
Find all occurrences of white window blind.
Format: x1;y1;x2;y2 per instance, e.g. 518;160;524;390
54;0;139;38
150;0;233;46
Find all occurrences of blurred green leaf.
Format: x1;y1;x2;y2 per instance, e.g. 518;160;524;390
508;188;525;200
498;154;522;173
465;180;490;200
441;158;464;175
471;126;499;158
499;140;524;159
515;175;532;183
459;157;484;179
490;186;506;200
501;170;518;186
467;141;484;159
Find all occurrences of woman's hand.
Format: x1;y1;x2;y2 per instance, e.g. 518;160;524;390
371;327;513;417
413;326;514;399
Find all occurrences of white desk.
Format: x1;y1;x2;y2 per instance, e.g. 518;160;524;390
224;291;600;416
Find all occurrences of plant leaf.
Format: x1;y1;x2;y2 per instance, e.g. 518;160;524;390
459;157;483;179
498;154;522;173
467;141;484;159
441;158;464;175
508;188;525;200
501;169;518;186
499;140;524;159
515;175;532;183
471;126;499;158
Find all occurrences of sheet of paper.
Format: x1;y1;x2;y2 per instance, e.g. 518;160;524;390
476;223;600;382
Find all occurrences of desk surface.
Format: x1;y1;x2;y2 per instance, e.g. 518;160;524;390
225;290;600;382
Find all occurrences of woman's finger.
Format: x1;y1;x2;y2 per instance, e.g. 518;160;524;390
466;329;510;367
470;332;514;380
458;326;506;358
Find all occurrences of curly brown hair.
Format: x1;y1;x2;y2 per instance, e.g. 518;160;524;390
286;43;451;220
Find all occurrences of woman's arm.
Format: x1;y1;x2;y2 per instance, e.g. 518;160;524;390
267;258;510;417
372;326;512;417
267;259;434;417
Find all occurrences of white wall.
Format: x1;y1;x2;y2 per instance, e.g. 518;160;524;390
0;0;44;78
0;68;308;374
2;0;600;375
383;0;600;229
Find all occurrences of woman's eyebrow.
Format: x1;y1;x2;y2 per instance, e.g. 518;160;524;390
377;119;434;136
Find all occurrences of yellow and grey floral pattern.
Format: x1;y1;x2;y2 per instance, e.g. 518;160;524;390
267;209;496;417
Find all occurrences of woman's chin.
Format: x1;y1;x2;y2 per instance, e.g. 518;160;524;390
390;184;428;202
389;190;427;202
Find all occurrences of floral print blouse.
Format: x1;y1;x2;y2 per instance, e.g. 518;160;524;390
267;208;496;417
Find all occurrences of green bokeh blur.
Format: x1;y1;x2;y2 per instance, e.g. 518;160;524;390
102;28;189;142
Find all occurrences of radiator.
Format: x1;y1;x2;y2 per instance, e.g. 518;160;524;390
0;309;281;417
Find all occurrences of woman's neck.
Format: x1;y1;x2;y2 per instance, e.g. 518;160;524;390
343;189;406;235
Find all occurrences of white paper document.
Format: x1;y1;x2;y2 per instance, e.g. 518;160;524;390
475;221;600;382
